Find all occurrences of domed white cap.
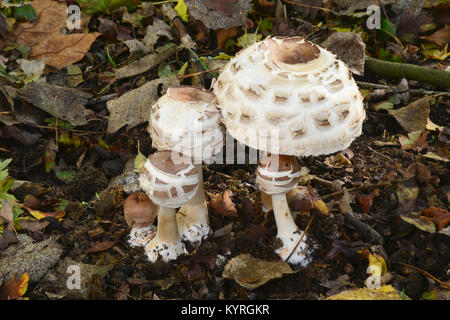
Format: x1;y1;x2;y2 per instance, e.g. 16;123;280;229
139;150;199;208
149;86;224;163
213;36;365;156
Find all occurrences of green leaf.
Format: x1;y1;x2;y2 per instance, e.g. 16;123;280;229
0;159;12;173
237;33;262;48
158;62;175;78
75;0;140;15
14;4;37;22
177;61;188;76
55;169;76;182
174;0;189;23
374;101;394;112
259;18;275;34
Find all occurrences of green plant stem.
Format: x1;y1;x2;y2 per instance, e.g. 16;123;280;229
365;56;450;89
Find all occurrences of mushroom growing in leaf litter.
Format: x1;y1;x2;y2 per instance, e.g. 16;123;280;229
139;150;200;262
123;192;158;247
213;36;365;264
148;86;224;243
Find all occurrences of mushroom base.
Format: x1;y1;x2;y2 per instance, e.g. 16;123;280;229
177;209;210;243
145;235;187;263
176;164;210;243
275;230;310;266
128;225;157;247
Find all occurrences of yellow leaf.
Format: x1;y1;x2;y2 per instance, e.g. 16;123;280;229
313;199;329;215
17;273;29;296
174;0;189;23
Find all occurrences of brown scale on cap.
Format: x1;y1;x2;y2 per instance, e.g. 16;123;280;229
168;86;216;104
149;150;197;176
262;37;320;65
123;192;158;228
259;154;301;174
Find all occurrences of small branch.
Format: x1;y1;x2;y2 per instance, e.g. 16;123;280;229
344;212;383;244
394;262;450;290
357;81;445;95
321;182;391;201
365;56;450;89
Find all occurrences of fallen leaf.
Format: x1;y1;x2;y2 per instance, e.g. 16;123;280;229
388;96;432;132
324;153;351;168
222;253;295;290
321;31;366;75
184;0;252;30
23;206;66;222
421;25;450;48
106;76;179;133
357;189;380;214
175;0;189;22
210;189;237;217
12;0;100;69
87;240;116;253
422;151;449;162
0;200;13;226
18;82;92;126
422;207;450;231
326;285;409;300
399;130;429;151
401;212;436;233
216;27;239;48
0;273;29;300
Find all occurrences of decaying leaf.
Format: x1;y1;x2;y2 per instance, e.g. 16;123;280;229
421;25;450;47
321;31;366;75
324;153;351;168
401;211;437;233
210;189;237;217
184;0;252;30
0;272;29;300
357;189;380;214
13;0;100;69
222;253;295;290
106;76;179;133
388;96;432;133
422;207;450;231
87;240;116;253
18;82;92;126
399;130;428;151
23;206;66;222
326;285;409;300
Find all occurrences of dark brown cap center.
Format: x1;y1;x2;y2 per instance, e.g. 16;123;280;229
263;37;320;65
168;87;216;104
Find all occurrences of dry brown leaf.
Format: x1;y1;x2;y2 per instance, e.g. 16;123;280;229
216;27;238;48
12;0;100;69
421;25;450;48
388;96;432;133
210;189;237;217
357;189;380;214
422;207;450;231
0;272;29;300
223;253;295;290
87;240;116;253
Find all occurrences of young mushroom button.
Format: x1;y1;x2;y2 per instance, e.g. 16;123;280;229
123;192;158;247
138;150;199;263
213;36;366;265
149;86;224;244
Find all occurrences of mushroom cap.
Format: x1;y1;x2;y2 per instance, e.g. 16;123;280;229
149;86;224;163
213;36;365;156
139;150;200;208
123;192;158;228
256;154;301;195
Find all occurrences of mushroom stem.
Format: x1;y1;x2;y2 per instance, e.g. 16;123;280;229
271;193;309;266
177;164;210;242
272;193;298;238
145;206;186;262
156;206;179;244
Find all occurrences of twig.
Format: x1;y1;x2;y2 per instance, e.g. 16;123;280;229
177;67;222;79
286;213;315;262
394;262;450;290
281;0;342;16
357;81;445;95
321;182;391;201
344;212;383;243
